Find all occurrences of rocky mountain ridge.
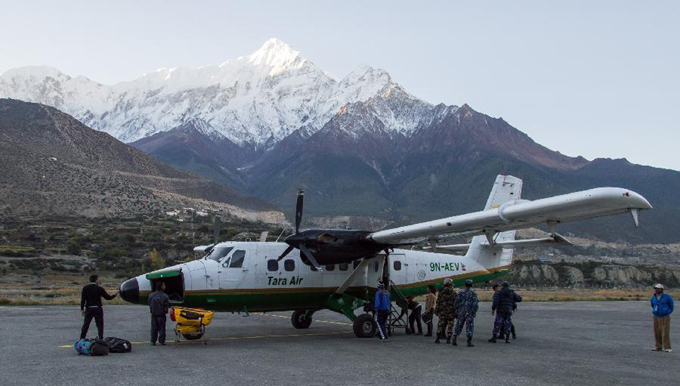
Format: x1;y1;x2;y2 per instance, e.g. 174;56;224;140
0;99;284;223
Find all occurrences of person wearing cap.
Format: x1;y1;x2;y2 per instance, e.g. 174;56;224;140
651;283;674;352
489;281;522;343
435;278;457;344
452;279;479;347
374;282;391;341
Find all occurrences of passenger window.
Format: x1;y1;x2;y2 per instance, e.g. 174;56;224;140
208;246;233;262
267;259;279;272
325;264;335;271
228;250;246;268
284;260;295;272
393;260;402;271
339;263;349;271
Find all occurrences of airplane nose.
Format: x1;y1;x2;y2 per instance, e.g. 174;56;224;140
119;278;139;304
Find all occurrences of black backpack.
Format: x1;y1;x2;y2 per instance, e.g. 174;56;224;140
103;337;132;353
89;339;110;356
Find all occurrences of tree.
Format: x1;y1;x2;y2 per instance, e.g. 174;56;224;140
150;248;165;271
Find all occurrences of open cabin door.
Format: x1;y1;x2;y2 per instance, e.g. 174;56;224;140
146;269;185;303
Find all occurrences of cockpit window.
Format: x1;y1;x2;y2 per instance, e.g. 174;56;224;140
207;246;233;262
228;250;246;268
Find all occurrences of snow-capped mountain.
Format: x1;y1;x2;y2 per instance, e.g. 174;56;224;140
0;38;428;145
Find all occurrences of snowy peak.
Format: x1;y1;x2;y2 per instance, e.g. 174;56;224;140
0;38;431;146
247;38;306;75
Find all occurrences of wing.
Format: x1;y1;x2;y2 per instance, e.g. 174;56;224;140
368;175;652;245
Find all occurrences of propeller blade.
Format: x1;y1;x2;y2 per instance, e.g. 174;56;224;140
295;189;304;234
277;245;294;261
299;244;323;271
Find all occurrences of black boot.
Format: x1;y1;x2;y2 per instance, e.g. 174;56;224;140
467;337;474;347
435;333;441;344
488;335;497;343
452;335;458;346
446;335;451;344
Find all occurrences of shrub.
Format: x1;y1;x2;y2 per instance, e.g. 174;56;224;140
67;241;81;255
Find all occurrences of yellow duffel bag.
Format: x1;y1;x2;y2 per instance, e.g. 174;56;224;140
170;307;215;327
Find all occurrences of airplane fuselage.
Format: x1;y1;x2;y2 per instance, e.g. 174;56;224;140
119;241;508;314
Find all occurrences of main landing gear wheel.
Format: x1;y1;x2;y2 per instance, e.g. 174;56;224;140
353;314;377;338
291;310;313;329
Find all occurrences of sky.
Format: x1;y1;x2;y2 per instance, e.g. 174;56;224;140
2;1;679;170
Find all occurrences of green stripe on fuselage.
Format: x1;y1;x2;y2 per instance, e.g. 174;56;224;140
136;268;509;314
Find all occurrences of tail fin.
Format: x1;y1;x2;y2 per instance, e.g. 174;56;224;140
466;175;522;269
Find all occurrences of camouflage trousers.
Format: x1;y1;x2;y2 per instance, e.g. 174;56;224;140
437;316;455;337
454;315;475;338
493;312;512;337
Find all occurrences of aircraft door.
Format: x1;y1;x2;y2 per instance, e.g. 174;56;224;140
218;249;248;289
389;253;406;285
189;261;209;291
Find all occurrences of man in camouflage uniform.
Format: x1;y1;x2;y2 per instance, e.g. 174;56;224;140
434;278;456;344
452;279;479;347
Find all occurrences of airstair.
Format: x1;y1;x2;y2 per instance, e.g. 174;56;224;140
386;280;410;335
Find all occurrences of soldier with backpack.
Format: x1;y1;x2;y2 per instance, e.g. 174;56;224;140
148;281;171;346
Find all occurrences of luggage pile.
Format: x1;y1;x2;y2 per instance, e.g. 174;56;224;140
170;307;214;345
74;337;132;356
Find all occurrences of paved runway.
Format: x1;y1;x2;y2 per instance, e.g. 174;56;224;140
0;301;677;386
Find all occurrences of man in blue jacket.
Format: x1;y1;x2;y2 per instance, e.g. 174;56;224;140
651;283;674;352
374;282;391;341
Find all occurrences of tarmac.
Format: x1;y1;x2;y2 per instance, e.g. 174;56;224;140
0;301;678;386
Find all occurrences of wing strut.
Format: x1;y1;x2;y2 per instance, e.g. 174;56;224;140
335;257;377;295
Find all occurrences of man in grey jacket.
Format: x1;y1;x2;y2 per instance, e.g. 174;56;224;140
148;282;170;346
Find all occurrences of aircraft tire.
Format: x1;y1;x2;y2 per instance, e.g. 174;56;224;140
291;310;313;329
353;314;377;338
182;332;204;340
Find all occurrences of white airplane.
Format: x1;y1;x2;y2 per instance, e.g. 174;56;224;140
119;175;652;339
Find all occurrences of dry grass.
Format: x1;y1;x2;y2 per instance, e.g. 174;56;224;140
415;289;680;304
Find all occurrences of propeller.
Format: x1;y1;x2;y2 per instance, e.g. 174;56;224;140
295;189;303;234
277;189;324;271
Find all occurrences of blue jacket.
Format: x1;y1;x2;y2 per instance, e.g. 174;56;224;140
651;293;674;317
375;289;391;312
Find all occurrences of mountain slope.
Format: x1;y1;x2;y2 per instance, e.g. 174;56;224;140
0;99;283;222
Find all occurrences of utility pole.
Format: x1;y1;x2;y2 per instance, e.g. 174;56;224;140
213;215;221;244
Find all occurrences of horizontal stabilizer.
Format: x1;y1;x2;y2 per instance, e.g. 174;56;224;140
432;233;572;252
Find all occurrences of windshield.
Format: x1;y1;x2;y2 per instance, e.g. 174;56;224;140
206;246;234;262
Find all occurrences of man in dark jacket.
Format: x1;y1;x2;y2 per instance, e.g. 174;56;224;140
80;274;118;339
435;278;456;344
148;281;171;346
651;283;674;352
490;281;522;343
374;282;391;341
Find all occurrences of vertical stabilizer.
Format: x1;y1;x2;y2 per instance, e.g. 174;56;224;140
484;175;523;210
467;175;523;269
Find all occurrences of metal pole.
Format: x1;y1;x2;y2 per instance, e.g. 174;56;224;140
213;216;221;244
